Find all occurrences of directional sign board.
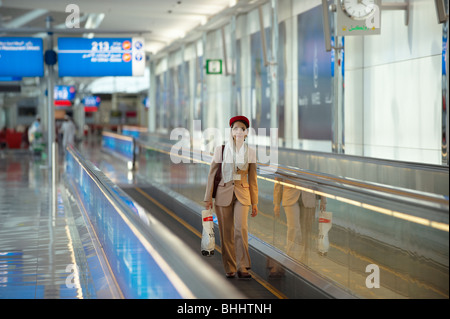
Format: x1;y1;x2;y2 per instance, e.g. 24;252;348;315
58;37;145;77
0;37;44;77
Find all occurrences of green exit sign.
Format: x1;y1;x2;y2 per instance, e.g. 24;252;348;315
206;59;222;74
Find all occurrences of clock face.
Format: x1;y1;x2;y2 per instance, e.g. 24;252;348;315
340;0;376;20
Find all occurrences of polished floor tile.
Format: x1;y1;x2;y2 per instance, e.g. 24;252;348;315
0;151;93;298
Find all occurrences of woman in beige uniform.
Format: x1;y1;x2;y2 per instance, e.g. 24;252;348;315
204;116;258;279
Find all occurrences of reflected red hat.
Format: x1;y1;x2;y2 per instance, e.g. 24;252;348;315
229;115;249;128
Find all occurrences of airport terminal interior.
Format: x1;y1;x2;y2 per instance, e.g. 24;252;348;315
0;0;449;300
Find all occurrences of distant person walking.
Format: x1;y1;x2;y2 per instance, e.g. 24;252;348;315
60;115;76;150
28;115;44;156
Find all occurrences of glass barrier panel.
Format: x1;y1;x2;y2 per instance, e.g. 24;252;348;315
136;142;449;299
102;132;134;162
66;149;183;298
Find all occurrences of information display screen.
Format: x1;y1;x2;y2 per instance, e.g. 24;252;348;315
54;85;76;107
0;37;44;77
58;37;145;77
83;96;101;112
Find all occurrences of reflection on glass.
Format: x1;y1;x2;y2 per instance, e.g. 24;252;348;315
136;142;449;299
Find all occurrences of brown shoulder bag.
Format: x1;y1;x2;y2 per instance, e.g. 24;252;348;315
212;145;225;198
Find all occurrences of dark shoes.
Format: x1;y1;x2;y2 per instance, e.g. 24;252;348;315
237;270;251;279
226;271;252;279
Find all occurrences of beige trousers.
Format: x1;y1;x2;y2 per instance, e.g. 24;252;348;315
300;202;316;264
284;203;301;256
215;195;251;273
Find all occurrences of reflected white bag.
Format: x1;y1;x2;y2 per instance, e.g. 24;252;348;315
318;211;332;255
201;209;215;256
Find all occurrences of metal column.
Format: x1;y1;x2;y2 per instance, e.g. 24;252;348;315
270;0;279;131
148;55;156;133
443;20;449;165
45;16;57;212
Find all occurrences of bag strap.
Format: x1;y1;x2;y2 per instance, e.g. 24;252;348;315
217;144;225;177
212;145;226;199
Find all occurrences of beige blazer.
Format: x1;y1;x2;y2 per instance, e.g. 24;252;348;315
204;145;258;207
273;183;325;208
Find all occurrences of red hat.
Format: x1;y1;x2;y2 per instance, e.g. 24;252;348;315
229;115;249;128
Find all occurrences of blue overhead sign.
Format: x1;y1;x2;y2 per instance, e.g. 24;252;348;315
0;77;22;81
58;37;146;77
0;37;44;77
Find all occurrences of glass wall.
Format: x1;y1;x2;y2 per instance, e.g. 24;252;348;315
151;1;444;164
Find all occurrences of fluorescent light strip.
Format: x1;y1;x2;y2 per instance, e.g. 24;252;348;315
102;131;134;142
243;175;449;232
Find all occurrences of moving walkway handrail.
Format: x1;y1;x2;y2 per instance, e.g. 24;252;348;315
137;132;448;172
137;132;448;196
260;162;448;207
273;146;449;196
275;145;449;173
101;130;136;169
136;135;447;203
65;145;245;299
136;137;449;232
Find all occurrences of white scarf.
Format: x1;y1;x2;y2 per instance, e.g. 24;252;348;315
222;135;249;184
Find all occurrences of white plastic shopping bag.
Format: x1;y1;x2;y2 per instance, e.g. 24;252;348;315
318;211;332;255
201;209;215;256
